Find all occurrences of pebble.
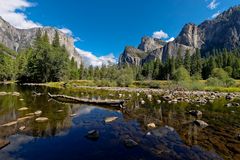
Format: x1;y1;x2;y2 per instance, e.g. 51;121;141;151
70;113;77;117
104;116;118;123
26;113;34;116
193;120;208;128
188;110;203;117
0;139;10;149
19;126;26;131
12;92;20;96
157;100;161;104
34;110;42;116
35;117;48;122
147;123;156;129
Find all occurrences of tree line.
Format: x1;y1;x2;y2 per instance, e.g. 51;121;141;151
0;30;79;83
0;32;240;86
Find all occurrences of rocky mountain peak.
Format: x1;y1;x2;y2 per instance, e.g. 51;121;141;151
0;17;82;66
119;5;240;66
175;23;202;48
138;36;166;52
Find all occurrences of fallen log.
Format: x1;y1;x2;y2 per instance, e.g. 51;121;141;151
48;93;124;107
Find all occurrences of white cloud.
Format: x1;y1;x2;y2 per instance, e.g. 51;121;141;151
166;37;175;42
74;37;82;42
0;0;42;29
0;0;115;67
152;30;169;39
207;0;219;10
212;10;220;18
59;27;73;36
75;48;116;67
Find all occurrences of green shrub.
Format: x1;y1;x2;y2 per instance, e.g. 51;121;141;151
173;66;191;82
207;68;236;87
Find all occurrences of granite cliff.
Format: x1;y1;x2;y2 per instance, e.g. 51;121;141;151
119;5;240;66
0;17;82;66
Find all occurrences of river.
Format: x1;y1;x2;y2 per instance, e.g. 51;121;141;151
0;84;239;160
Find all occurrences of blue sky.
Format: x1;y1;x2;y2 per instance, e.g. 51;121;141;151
0;0;240;66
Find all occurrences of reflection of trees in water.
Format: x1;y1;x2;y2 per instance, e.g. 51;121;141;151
0;102;81;138
122;98;240;159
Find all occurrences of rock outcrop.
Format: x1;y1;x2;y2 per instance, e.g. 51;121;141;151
119;37;166;66
119;5;240;66
0;17;82;66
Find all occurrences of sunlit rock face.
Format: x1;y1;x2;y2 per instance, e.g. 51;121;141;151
119;5;240;66
0;17;82;67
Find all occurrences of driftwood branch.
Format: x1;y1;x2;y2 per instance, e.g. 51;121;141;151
48;93;124;107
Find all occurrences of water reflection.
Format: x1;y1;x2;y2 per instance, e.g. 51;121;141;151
0;84;239;159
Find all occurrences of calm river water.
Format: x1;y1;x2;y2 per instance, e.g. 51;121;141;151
0;84;239;160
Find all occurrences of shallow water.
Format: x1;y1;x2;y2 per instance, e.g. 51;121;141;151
0;84;239;160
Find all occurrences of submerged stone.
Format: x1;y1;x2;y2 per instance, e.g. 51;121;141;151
1;121;17;127
188;110;202;117
70;113;77;117
17;116;34;122
0;139;10;150
194;120;208;128
12;92;20;96
147;123;156;129
34;110;42;116
104;116;118;123
19;126;26;131
57;110;63;113
124;138;138;148
18;107;28;111
35;117;48;122
0;92;7;96
86;130;99;140
141;100;145;104
26;113;34;116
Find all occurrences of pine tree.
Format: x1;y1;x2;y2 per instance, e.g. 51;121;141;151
176;48;183;68
184;50;191;72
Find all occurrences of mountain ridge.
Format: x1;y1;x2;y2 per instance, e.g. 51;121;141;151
119;5;240;66
0;16;82;66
